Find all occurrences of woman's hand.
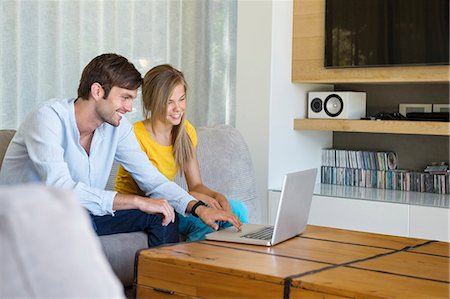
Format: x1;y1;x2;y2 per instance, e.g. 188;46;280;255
214;193;232;212
195;205;242;231
189;191;222;210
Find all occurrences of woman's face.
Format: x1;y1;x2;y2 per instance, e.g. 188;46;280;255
165;83;186;126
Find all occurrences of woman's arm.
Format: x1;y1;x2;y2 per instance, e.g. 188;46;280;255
187;190;225;210
184;148;232;212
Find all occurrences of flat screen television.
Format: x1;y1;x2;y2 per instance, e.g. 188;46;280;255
325;0;449;68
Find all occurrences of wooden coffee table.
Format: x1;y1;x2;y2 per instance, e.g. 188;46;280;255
136;225;449;298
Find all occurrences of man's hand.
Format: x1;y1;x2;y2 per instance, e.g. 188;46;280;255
135;197;175;226
114;193;175;226
195;205;242;231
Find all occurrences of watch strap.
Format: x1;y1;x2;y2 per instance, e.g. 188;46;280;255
191;200;207;218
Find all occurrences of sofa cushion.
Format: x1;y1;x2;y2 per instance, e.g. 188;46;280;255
0;185;124;298
99;232;147;287
174;124;261;223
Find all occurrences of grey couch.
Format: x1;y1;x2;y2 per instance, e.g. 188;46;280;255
0;125;261;289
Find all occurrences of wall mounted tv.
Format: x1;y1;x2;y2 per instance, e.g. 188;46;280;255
325;0;449;68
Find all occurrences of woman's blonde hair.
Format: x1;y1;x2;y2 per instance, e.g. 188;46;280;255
142;64;194;173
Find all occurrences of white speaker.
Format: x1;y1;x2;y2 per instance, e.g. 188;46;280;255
308;92;366;119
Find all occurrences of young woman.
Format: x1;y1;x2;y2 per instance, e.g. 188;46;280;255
115;64;248;241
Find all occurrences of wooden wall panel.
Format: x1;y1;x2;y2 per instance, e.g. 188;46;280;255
292;0;450;83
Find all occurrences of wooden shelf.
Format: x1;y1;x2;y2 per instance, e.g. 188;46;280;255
293;119;450;136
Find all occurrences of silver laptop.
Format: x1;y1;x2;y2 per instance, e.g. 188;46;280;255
205;168;317;246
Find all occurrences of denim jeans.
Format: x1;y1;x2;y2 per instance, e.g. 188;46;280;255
90;209;179;247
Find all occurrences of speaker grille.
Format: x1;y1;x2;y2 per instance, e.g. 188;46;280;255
324;94;343;117
310;98;322;113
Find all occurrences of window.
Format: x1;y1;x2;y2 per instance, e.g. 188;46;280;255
0;0;236;128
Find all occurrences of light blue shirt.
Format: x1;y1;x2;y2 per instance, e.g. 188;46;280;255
0;98;194;216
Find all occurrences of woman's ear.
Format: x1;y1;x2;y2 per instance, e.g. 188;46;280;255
90;82;104;101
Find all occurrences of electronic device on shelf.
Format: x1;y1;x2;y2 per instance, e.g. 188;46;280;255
361;112;450;122
433;104;450;113
308;91;366;119
406;112;450;122
361;112;407;121
399;104;432;116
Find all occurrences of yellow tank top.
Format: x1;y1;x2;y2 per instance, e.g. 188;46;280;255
114;120;197;195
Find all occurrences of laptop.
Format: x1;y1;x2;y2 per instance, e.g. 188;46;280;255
205;168;317;246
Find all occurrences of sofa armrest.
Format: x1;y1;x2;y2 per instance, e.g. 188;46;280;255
0;129;16;170
0;185;124;297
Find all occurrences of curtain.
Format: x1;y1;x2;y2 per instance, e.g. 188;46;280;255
0;0;237;129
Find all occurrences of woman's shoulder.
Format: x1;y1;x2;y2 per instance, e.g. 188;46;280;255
184;119;195;131
132;120;146;133
184;119;198;145
133;120;145;128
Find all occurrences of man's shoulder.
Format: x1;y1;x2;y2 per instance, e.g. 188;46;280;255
33;98;74;117
41;98;73;111
18;98;74;132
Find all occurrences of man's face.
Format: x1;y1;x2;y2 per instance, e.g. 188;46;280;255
97;86;137;127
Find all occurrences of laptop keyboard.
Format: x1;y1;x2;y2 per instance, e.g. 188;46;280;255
241;226;274;240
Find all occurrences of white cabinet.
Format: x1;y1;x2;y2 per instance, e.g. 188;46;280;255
308;195;409;237
409;205;450;241
268;189;449;241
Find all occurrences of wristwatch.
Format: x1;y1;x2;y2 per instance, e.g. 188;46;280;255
191;200;207;218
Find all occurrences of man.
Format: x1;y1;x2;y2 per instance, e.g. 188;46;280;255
0;53;241;247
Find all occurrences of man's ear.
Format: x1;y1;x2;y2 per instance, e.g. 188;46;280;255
90;82;104;101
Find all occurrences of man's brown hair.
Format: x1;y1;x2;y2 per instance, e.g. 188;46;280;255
77;53;142;100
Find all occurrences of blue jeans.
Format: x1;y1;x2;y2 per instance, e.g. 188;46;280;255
91;209;179;247
179;199;249;242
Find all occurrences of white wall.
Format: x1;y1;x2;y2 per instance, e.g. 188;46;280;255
236;0;273;222
268;0;332;190
236;0;332;222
